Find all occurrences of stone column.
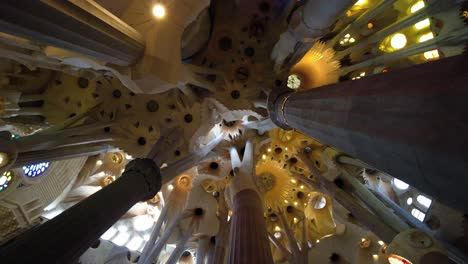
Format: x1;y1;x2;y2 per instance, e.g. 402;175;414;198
227;189;273;264
269;54;468;212
0;158;161;262
0;0;144;66
13;144;117;168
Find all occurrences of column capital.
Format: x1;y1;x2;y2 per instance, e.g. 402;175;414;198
267;87;293;130
125;158;161;201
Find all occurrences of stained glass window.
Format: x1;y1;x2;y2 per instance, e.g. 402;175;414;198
0;171;13;192
23;162;50;177
417;195;432;209
411;208;426;222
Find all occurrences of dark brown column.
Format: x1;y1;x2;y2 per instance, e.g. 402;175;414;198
227;189;273;264
0;158;161;263
0;0;144;66
269;54;468;212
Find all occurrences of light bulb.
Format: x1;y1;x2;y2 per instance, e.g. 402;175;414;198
390;33;407;50
152;4;166;19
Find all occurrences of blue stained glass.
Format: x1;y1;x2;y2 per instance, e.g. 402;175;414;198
22;162;50;178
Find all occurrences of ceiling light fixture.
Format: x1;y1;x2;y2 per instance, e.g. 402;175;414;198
152;3;166;19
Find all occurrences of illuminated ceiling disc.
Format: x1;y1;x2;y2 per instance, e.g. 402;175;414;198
390;33;407;50
256;160;293;209
176;174;192;191
0;152;9;168
152;4;166;19
102;176;114;186
111;153;123;164
287;74;301;90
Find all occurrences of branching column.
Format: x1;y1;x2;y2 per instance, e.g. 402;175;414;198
0;0;144;66
0;158;161;262
228;189;274;264
269;54;468;212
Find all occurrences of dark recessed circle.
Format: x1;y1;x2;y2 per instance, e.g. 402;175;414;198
259;2;270;13
286;206;294;213
138;137;146;145
289;157;298;164
275;80;282;86
334;178;344;189
275;147;282;154
146;100;159;112
69;113;76;118
231;90;240;99
184;114;193;123
112;89;122;98
218;37;232;51
206;74;217;82
269;213;278;221
235;67;249;81
175;150;181;156
244;47;255;57
104;127;111;133
194;208;204;216
330;253;341;262
210;162;219;170
223;120;236;127
365;169;378;175
77;77;89;88
90;239;100;249
304;147;312;153
210;236;216;244
297;192;305;199
249;22;265;38
182;251;191;257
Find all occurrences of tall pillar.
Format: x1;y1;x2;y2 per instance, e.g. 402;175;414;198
227;189;273;264
268;54;468;212
0;158;161;262
13;144;117;168
0;0;144;66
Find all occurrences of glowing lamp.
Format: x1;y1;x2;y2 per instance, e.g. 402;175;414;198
152;4;166;19
390;34;407;50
